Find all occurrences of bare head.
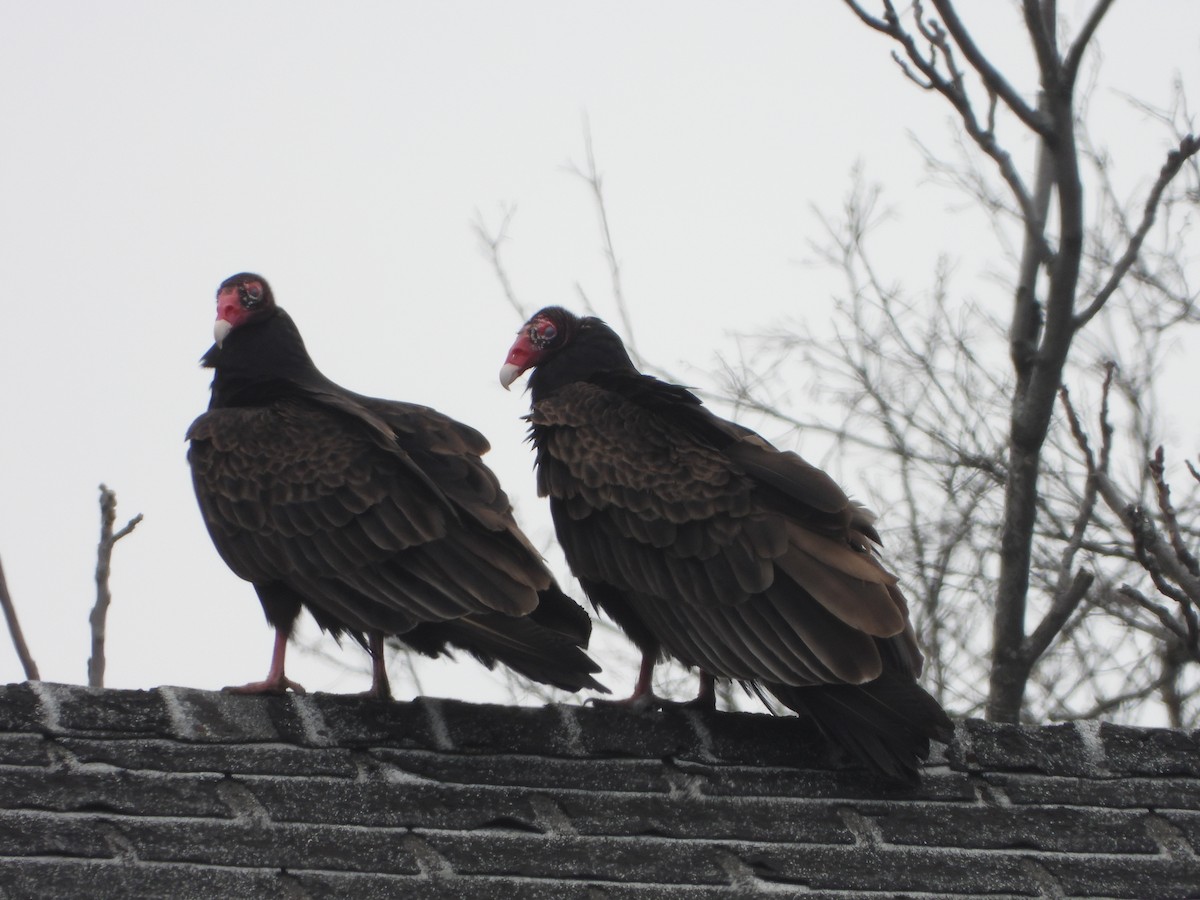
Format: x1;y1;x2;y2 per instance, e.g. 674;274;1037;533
500;306;635;395
214;273;276;347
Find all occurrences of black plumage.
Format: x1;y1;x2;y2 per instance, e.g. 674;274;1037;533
188;274;605;698
500;306;951;782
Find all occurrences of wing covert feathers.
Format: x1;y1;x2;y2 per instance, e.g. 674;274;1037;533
528;373;949;780
190;390;600;692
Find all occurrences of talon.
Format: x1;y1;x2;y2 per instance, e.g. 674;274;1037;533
223;676;307;695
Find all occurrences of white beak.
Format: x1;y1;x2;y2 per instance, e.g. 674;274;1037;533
214;319;233;348
499;362;522;391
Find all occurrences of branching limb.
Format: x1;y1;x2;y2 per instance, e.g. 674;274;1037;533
566;117;638;366
88;485;143;688
1065;371;1200;663
0;554;39;681
1151;447;1200;579
1075;134;1200;329
1062;0;1116;92
841;0;1046;259
931;0;1047;134
473;204;525;319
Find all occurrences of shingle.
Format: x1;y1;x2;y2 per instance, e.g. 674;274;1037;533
59;736;358;778
420;830;736;885
0;682;44;733
160;687;287;743
43;684;173;737
1157;808;1200;848
237;776;553;832
303;692;438;748
568;705;705;760
950;719;1094;776
106;818;421;875
0;809;115;859
695;762;977;802
694;705;836;768
743;843;1045;895
368;748;671;794
873;804;1160;853
299;871;838;900
0;859;302;900
1100;722;1200;776
1038;853;1200;900
552;790;857;844
432;699;578;756
0;732;53;767
989;771;1200;810
2;766;231;819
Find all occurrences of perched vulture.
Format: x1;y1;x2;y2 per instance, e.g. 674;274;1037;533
188;274;605;699
500;306;952;782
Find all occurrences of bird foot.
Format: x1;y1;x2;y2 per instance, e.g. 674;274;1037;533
356;684;393;702
587;691;671;713
673;692;717;713
587;691;715;713
223;676;307;695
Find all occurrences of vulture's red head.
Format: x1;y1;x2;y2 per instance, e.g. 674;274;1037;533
500;306;637;396
214;273;276;347
499;307;574;390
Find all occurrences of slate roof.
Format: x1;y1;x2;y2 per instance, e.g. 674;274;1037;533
1;682;1199;898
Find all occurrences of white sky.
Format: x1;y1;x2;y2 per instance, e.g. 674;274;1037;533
1;2;1197;704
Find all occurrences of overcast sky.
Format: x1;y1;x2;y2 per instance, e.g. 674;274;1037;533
2;2;1196;704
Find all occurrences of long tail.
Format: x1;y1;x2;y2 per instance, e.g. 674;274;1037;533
765;673;953;784
446;608;608;693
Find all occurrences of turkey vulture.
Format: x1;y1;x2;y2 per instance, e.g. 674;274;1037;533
500;306;952;782
188;274;606;699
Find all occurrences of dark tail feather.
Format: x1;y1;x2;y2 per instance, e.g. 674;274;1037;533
766;674;953;784
528;583;594;645
443;611;609;694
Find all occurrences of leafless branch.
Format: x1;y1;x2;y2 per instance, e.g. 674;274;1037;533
930;0;1047;133
1062;0;1116;92
1075;134;1200;329
1065;369;1200;665
88;484;143;688
473;204;526;319
841;0;1048;263
0;554;39;681
566;118;639;366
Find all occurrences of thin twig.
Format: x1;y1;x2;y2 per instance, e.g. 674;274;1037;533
0;554;39;681
567;117;640;366
1075;134;1200;329
472;204;525;320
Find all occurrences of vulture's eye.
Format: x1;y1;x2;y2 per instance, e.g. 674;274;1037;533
531;320;557;348
239;283;264;309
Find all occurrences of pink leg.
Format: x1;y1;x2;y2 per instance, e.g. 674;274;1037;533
590;655;718;711
224;628;307;695
365;631;392;700
589;651;662;709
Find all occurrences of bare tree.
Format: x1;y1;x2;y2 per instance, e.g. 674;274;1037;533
723;1;1200;723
